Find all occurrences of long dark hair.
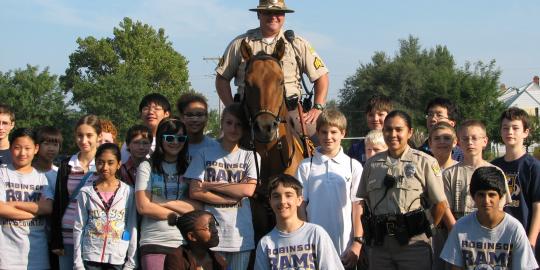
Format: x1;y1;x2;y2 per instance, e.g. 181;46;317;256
150;117;188;175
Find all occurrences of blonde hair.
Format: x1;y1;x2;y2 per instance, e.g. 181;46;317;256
365;130;385;146
428;122;456;142
316;109;347;132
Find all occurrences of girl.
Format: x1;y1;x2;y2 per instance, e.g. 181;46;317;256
164;211;227;270
135;117;201;270
51;114;102;270
120;125;153;186
428;122;458;170
73;143;137;270
186;103;258;270
0;128;54;269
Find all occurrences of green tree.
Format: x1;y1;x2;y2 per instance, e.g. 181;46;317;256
205;109;221;138
60;17;191;140
339;36;505;141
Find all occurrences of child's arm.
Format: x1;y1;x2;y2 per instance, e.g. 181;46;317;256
73;193;88;270
124;192;138;270
9;196;53;216
135;190;174;220
0;201;35;220
528;202;540;247
189;180;239;205
203;179;257;199
342;201;363;268
161;198;202;214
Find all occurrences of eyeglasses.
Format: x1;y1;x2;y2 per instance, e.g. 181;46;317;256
194;219;219;232
425;113;448;120
141;105;164;113
459;136;485;143
183;112;207;118
163;134;188;143
131;140;151;146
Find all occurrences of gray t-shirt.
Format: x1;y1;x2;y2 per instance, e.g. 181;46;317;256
441;212;538;269
184;144;258;252
0;164;54;270
255;222;344;270
187;135;219;163
135;160;188;248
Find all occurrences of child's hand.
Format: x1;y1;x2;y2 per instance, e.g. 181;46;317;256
51;249;64;256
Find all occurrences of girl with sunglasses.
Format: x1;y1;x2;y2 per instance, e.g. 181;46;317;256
186;103;258;270
164;210;227;270
135;117;201;270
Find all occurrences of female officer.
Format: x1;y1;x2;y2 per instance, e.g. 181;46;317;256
356;110;448;270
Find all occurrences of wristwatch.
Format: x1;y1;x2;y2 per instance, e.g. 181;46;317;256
313;103;325;111
353;236;365;245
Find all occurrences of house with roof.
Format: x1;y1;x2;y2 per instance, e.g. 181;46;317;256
499;76;540;115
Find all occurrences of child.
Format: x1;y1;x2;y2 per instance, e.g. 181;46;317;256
419;97;463;161
32;126;63;189
164;211;227;270
135;117;200;270
440;166;538;269
73;143;137;270
491;107;540;258
186;103;258;270
120;125;153;186
176;92;219;162
121;93;171;163
428;122;458;170
0;104;15;165
296;108;363;268
347;95;392;164
99;119;118;145
51;114;102;270
255;174;344;270
0;128;54;269
364;129;387;160
443;120;510;221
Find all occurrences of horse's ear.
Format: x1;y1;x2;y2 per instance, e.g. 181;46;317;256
240;40;253;61
273;38;286;61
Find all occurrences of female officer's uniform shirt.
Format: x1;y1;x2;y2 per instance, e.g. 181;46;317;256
0;164;54;270
184;144;259;252
356;146;447;216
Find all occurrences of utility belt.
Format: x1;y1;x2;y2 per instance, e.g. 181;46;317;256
235;92;309;112
364;208;432;246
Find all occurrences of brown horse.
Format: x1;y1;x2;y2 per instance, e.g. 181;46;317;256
240;38;308;240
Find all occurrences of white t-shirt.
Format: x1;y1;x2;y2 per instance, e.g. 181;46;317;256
184;144;259;252
0;164;54;270
295;147;363;254
255;222;344;270
441;212;538;269
187;135;219;163
135;160;187;247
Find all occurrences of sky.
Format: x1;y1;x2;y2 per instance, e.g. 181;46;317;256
1;0;539;110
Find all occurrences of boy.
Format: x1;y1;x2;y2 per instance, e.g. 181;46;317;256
121;93;171;163
420;97;463;161
176;92;218;162
440;166;538;269
364;129;387;160
0;104;15;165
443;120;510;221
296;109;363;268
119;124;152;186
99;119;118;145
491;107;540;258
255;174;344;270
348;95;392;164
32;126;63;189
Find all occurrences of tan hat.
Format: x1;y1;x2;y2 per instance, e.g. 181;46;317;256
249;0;294;13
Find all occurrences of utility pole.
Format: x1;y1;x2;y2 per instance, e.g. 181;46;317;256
203;57;223;130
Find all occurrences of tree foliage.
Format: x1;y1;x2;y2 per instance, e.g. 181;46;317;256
60;17;191;139
339;36;505;141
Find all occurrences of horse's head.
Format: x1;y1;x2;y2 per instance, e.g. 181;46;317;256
241;38;287;143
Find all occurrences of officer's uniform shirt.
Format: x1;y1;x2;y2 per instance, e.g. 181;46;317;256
356;146;447;216
216;27;328;98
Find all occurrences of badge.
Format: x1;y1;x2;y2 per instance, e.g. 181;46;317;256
313;57;324;69
121;231;131;241
404;163;416;178
431;163;442;177
270;0;278;4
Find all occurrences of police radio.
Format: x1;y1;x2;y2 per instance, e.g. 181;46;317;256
284;30;313;112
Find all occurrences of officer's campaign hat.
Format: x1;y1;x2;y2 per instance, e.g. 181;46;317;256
249;0;294;13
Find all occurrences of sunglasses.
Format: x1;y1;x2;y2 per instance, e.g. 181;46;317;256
163;134;188;143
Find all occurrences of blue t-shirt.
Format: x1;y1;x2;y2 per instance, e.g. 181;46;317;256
491;154;540;233
347;139;366;165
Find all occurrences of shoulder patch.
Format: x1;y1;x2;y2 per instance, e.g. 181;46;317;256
431;163;442;177
313;57;324;70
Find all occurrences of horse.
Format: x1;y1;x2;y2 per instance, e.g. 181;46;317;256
239;38;309;240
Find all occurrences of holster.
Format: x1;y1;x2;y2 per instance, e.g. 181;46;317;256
370;209;432;246
285;95;299;111
404;208;432;238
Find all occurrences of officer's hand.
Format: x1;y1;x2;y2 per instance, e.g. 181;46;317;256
341;243;361;269
303;108;322;124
